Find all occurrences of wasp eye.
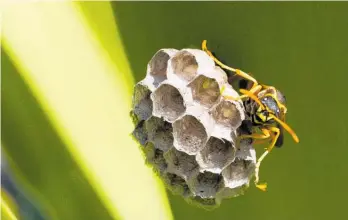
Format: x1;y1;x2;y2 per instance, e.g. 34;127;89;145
263;98;267;101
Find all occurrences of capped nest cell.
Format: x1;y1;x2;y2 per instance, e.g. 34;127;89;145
131;47;256;208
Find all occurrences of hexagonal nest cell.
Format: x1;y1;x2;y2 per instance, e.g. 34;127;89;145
131;46;258;208
131;120;147;146
145;116;173;152
196;137;236;173
173;115;208;155
222;158;255;189
171;50;198;82
144;142;167;175
236;120;254;146
148;49;177;86
151;84;186;122
189;75;221;108
189;171;224;198
211;100;244;129
165;148;199;181
163;173;191;197
132;83;153;121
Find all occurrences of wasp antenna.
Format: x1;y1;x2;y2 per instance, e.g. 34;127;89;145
271;116;299;143
201;40;239;72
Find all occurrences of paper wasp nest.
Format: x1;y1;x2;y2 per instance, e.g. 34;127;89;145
131;48;256;208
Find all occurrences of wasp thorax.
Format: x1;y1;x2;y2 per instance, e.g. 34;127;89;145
131;48;256;208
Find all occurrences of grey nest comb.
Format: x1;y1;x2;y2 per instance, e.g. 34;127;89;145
131;48;257;208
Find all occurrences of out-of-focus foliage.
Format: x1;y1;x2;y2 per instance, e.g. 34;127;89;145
2;2;172;220
2;189;20;220
1;154;46;220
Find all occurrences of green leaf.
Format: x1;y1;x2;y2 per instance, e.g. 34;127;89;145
2;2;173;220
1;189;20;220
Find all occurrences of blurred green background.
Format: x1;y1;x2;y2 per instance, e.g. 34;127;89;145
112;2;348;220
2;2;348;220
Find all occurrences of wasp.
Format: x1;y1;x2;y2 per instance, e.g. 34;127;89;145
202;40;300;191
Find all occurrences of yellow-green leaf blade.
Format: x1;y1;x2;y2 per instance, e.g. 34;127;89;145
2;2;173;220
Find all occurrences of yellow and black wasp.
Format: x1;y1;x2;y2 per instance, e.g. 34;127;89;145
202;40;300;191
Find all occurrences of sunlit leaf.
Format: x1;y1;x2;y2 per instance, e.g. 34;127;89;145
1;189;20;220
2;2;173;220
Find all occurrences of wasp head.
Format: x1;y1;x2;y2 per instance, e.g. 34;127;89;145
256;87;287;121
253;86;299;143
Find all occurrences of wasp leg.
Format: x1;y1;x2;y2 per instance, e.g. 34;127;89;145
222;84;265;110
223;94;248;101
201;40;259;89
236;128;271;151
219;84;249;101
254;126;280;191
249;84;263;94
253;137;272;145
